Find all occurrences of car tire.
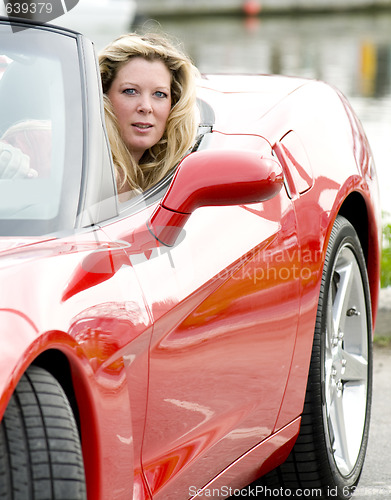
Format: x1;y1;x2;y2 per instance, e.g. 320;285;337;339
259;215;372;499
0;365;87;500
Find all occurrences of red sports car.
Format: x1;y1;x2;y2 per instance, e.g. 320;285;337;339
0;17;381;500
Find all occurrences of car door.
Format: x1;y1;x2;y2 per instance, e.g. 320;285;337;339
101;131;302;498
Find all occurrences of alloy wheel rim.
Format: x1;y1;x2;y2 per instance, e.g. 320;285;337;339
324;244;369;476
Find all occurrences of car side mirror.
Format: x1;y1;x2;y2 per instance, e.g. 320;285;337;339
147;149;284;247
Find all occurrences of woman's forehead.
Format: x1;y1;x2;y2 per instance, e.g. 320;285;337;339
116;57;173;85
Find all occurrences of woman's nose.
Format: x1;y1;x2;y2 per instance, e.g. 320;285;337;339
137;96;153;113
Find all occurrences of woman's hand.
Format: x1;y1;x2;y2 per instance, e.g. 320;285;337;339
0;142;38;179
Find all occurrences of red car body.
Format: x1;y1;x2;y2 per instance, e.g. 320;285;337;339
0;19;380;500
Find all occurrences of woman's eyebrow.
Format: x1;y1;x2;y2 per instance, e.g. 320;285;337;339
119;82;170;91
119;81;139;87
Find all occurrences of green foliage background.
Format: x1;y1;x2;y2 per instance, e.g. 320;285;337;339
381;216;391;288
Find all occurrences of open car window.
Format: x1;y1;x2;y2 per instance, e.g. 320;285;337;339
0;23;83;236
115;98;215;215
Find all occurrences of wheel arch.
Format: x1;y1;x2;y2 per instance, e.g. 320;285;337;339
337;190;380;327
32;348;101;500
34;349;80;429
338;191;368;262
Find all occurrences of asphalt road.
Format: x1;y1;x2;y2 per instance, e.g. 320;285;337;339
353;344;391;499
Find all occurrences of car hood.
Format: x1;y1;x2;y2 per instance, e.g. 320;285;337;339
199;73;309;95
197;74;310;132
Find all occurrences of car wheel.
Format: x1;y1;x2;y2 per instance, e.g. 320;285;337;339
0;365;87;500
259;215;372;499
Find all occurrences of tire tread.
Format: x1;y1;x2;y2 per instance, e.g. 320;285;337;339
0;366;86;500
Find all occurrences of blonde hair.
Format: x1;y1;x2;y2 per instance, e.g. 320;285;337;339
99;32;199;193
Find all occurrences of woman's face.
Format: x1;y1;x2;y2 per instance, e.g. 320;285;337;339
107;57;172;162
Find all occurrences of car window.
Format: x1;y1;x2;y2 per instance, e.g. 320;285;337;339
0;23;83;236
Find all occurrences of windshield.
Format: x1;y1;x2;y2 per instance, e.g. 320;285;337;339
0;22;83;236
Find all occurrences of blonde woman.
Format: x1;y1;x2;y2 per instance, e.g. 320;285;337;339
99;32;200;200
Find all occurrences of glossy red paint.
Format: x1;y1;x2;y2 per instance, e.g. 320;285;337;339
162;149;283;214
0;23;381;499
0;230;154;499
192;417;301;496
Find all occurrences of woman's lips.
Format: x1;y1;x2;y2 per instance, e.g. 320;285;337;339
132;122;153;132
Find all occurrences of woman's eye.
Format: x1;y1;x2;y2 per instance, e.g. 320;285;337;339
155;91;168;98
123;88;136;95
